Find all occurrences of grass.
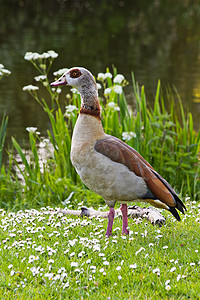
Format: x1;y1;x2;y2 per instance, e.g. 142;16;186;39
0;201;199;299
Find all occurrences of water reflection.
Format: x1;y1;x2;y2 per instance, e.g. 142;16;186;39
0;0;199;142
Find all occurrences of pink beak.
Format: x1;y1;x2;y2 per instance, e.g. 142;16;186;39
50;75;67;87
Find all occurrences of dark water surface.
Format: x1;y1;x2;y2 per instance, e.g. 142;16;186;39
0;0;200;142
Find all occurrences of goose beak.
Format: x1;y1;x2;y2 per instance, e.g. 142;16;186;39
50;76;67;87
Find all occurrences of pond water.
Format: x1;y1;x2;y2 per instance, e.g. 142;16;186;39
0;0;200;143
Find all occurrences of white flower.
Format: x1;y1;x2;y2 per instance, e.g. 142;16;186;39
107;102;120;111
71;262;78;267
99;268;104;273
97;72;112;81
53;68;68;77
47;50;58;58
165;285;171;290
113;85;123;94
26;127;38;133
74;268;81;273
78;251;85;258
24;50;58;61
93;244;101;251
30;266;40;276
10;270;15;276
70;88;79;94
28;255;39;263
9;233;16;237
64;105;78;117
163;246;168;249
103;261;109;266
86;259;91;264
63;281;69;289
170;267;176;272
24;52;35;60
40;52;50;59
34;75;47;82
190;263;195;266
129;263;137;269
48;259;54;264
44;273;54;280
118;275;122;280
56;88;62;94
113;74;125;84
24;52;41;61
122;131;136;141
58;267;66;274
105;72;113;79
165;279;170;285
0;68;11;75
104;88;112;95
116;266;121;271
8;264;13;269
177;274;181;282
96;83;102;90
35;245;45;252
22;85;39;92
135;247;145;255
152;268;160;274
0;64;4;69
97;73;106;81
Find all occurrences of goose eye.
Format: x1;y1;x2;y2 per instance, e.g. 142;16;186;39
70;69;82;78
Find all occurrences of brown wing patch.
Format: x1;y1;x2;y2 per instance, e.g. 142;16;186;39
95;136;176;207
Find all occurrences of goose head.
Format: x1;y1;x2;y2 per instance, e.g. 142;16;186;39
51;67;98;95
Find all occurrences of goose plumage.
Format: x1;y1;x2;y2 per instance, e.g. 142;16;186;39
51;67;186;237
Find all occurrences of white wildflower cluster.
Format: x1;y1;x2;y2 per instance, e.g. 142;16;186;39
104;85;123;96
107;102;120;112
26;127;38;133
96;83;102;90
97;72;113;81
0;63;11;79
104;88;112;96
70;88;79;94
64;105;78;118
113;85;123;94
24;50;58;61
122;131;136;141
53;68;69;77
97;72;126;97
22;85;39;92
34;75;47;82
113;74;125;84
26;127;40;135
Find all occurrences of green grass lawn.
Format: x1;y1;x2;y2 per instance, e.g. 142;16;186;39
0;200;199;300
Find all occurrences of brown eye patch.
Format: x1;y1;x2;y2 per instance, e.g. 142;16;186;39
70;68;82;78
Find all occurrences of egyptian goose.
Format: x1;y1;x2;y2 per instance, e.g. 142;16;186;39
51;67;186;237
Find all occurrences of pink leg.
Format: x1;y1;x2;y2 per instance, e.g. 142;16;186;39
106;207;115;237
120;204;129;235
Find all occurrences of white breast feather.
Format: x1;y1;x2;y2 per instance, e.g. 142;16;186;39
71;114;148;206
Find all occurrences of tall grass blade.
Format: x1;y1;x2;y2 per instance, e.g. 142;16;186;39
0;115;8;169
